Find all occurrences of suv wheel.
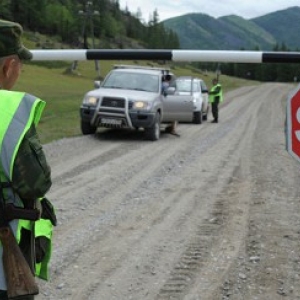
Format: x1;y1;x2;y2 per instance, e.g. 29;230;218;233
145;113;160;141
81;120;97;135
193;111;202;124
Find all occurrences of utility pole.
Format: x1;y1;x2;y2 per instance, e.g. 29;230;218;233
72;1;100;77
216;63;221;82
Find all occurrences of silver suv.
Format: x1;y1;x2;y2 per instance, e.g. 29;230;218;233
168;76;209;124
79;65;194;141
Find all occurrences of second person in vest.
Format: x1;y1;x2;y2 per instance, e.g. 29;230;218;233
209;78;223;123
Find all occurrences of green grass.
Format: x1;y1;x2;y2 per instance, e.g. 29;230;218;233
15;63;91;144
14;60;259;144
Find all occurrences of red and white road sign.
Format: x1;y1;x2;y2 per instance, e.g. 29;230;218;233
286;83;300;162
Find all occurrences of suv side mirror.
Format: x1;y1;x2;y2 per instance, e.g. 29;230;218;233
94;80;101;89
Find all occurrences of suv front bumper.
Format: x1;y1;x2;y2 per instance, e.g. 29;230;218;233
80;105;96;123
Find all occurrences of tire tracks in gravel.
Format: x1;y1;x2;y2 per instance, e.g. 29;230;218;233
67;89;258;299
154;87;262;300
37;84;297;300
212;83;300;299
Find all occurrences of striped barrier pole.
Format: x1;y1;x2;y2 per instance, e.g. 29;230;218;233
30;49;300;63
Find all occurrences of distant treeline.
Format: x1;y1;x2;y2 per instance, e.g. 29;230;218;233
0;0;180;49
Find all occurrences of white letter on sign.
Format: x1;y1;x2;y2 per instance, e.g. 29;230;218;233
296;107;300;141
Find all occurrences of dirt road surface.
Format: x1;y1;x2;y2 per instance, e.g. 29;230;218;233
37;83;300;300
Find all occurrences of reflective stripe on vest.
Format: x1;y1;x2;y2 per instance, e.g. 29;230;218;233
0;90;45;179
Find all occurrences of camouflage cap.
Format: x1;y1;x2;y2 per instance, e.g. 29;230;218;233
0;19;32;60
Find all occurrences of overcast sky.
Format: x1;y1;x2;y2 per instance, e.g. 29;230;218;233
119;0;300;22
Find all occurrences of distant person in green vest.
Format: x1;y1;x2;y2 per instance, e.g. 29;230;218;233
0;19;56;300
209;78;223;123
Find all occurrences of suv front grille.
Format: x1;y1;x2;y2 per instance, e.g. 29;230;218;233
101;97;125;108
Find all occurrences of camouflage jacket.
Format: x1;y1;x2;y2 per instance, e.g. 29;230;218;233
11;125;52;201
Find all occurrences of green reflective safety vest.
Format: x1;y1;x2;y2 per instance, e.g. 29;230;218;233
209;84;223;103
0;90;54;288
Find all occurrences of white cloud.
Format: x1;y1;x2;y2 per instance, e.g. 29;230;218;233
119;0;300;21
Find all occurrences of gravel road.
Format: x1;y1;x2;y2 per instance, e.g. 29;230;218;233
36;83;300;300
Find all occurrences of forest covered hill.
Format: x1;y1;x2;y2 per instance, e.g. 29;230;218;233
163;6;300;51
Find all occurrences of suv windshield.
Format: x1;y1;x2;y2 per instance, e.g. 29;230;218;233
102;72;159;93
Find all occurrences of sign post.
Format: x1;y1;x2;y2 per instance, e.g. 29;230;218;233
286;83;300;163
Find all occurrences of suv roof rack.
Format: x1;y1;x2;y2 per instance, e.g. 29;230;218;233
113;64;171;75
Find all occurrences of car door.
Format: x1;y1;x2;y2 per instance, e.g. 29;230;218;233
200;80;209;112
161;93;194;123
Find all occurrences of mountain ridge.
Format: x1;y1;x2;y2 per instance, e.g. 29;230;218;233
163;6;300;50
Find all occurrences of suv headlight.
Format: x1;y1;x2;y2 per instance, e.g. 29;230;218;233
83;96;98;106
132;101;150;110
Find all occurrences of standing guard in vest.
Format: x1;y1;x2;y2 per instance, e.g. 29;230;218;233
209;78;223;123
0;19;56;300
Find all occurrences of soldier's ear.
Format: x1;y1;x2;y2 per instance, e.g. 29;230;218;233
2;57;17;78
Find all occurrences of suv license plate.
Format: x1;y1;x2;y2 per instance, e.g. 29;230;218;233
101;118;122;125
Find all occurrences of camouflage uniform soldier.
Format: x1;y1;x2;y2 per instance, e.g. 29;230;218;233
0;19;56;300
